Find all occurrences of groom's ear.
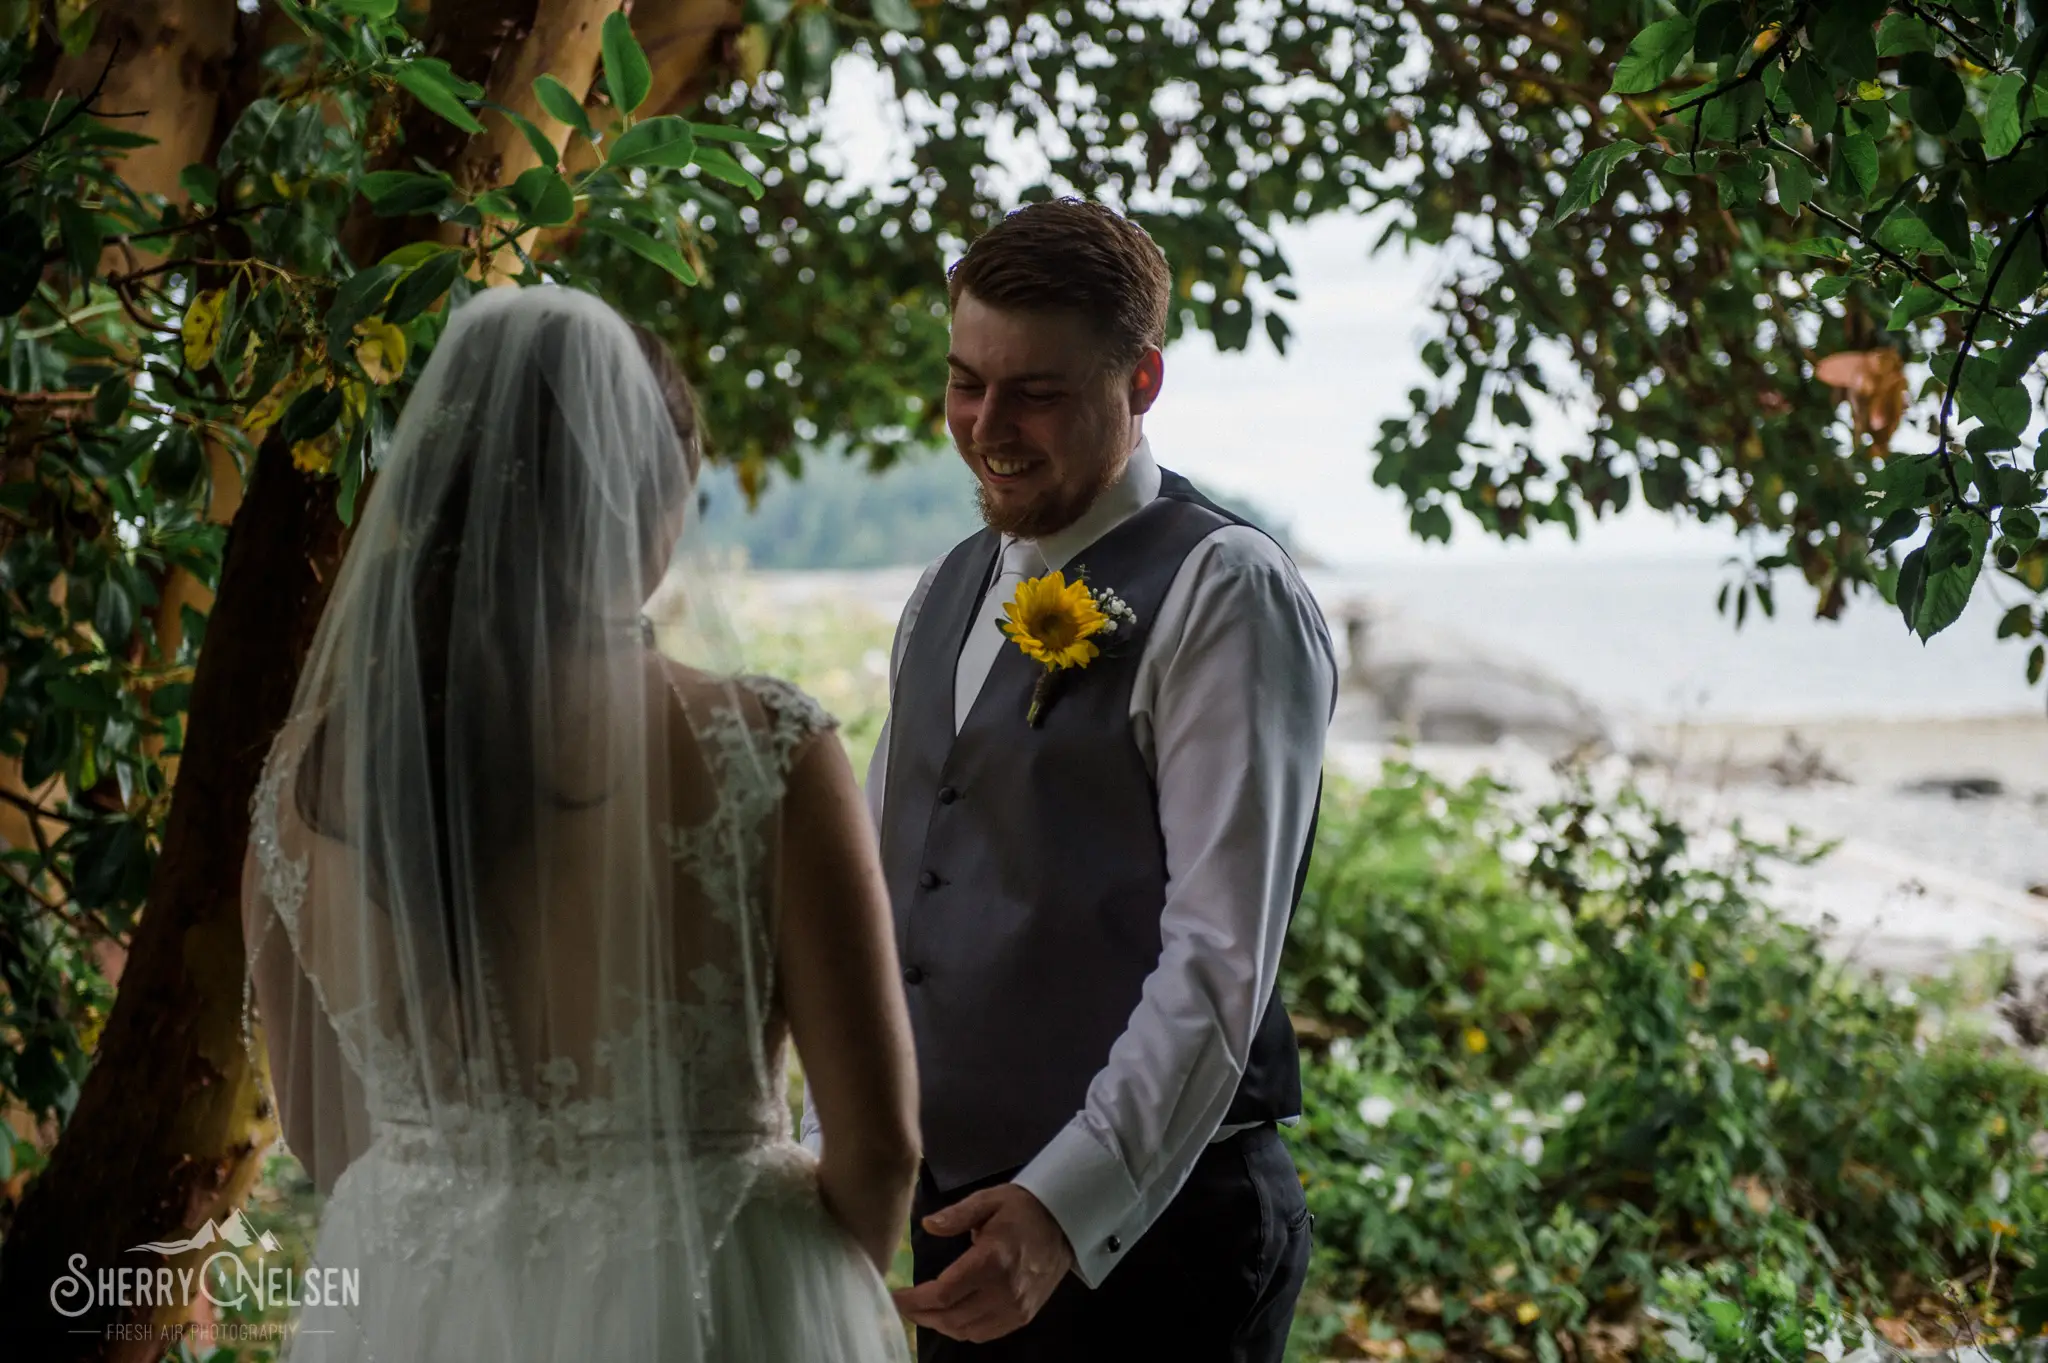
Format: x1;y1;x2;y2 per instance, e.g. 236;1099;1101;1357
1127;349;1165;415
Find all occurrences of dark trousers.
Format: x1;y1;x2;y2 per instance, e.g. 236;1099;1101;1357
910;1124;1312;1363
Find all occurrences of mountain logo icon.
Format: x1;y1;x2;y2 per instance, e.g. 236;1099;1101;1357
128;1210;281;1256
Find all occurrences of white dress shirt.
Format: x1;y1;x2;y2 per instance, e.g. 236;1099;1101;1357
801;439;1336;1288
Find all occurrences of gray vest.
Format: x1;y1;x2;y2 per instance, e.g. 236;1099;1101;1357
880;470;1313;1191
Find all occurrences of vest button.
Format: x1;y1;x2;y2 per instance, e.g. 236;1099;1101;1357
918;870;940;890
902;965;925;985
938;786;960;805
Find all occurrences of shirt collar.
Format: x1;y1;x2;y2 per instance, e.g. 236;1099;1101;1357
1011;438;1162;573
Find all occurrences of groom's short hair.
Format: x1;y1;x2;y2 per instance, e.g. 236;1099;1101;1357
948;198;1170;369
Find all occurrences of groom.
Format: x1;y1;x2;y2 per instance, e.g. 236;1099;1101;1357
805;198;1335;1360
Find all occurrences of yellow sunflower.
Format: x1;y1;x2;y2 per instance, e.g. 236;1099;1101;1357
1001;570;1109;671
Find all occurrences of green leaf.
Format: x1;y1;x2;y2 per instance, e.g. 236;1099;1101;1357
1691;3;1744;63
607;115;699;170
533;74;594;140
394;60;486;135
2004;506;2042;545
280;386;344;447
1901;52;1966;135
1960;373;2032;433
872;0;919;32
511;167;576;226
56;201;101;281
471;189;520;219
1985;73;2027;157
691;145;767;198
1610;18;1694;94
327;263;402;361
495;104;559;171
378;240;459;270
1812;273;1854;299
797;7;839;76
1896;545;1928;628
357;169;455;216
1555;139;1643;222
1875;12;1935;57
1914;513;1989;638
1839;132;1878;197
383;250;465;325
585;218;699;284
1811;2;1880;81
689;122;786;150
1992;224;2047;310
1874;506;1922;548
1794;236;1850;258
1875;211;1937;256
0;212;43;314
1784;58;1837;137
92;373;128;427
334;0;398;15
602;11;654;115
179;164;220;209
1773;155;1815;210
1998;604;2036;637
1887;284;1947;328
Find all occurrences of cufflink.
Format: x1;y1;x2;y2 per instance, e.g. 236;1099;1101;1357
1105;1235;1122;1253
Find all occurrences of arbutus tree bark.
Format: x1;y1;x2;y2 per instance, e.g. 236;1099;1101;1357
0;1;700;1353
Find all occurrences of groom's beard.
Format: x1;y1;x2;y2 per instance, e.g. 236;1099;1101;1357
971;450;1121;540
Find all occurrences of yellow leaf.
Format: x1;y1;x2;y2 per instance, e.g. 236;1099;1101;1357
183;288;227;372
245;373;306;436
1752;24;1779;53
735;24;771;82
291;433;338;476
1516;1302;1542;1326
1854;80;1885;102
1688;961;1706;980
353;319;409;385
1464;1027;1488;1054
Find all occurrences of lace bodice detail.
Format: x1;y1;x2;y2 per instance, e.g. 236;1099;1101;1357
247;672;838;1182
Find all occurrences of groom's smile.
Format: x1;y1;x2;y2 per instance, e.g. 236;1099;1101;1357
945;290;1163;540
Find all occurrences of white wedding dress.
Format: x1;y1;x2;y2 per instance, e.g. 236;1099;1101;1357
248;674;908;1363
237;285;910;1363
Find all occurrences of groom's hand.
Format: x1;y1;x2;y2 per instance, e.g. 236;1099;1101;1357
891;1183;1074;1342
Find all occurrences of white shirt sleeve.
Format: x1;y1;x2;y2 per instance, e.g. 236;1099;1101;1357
1011;529;1335;1287
799;557;944;1156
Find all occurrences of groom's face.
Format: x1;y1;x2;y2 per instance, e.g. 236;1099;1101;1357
946;291;1161;539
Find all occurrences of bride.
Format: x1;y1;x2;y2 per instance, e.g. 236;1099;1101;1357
240;285;918;1360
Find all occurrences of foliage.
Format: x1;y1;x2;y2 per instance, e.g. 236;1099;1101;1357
1283;763;2048;1360
0;0;757;1206
1540;0;2048;675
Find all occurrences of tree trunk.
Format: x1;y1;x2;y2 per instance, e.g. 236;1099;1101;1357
0;2;700;1356
0;441;343;1361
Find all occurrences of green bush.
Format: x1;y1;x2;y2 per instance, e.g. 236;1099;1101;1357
1284;764;2048;1361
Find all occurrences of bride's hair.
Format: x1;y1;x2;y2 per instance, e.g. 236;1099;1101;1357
295;299;701;983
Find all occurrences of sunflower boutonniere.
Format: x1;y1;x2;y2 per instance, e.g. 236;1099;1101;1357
998;565;1139;727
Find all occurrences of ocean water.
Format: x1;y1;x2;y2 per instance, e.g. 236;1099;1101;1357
1307;556;2041;724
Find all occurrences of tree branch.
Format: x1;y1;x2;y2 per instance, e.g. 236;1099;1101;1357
0;39;133;172
1665;12;1804;119
1900;1;2003;76
1797;197;2014;324
1932;198;2048;510
0;785;77;827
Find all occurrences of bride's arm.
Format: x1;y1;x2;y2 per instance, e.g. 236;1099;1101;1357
775;732;921;1274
